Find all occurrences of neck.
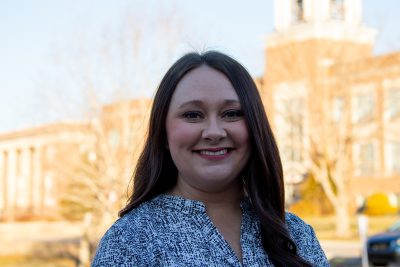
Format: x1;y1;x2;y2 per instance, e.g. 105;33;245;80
170;180;243;210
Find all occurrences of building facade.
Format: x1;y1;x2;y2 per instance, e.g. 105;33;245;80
0;99;151;222
264;0;400;209
0;122;92;221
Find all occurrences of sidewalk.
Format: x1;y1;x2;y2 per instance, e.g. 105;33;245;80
320;240;362;260
0;222;83;256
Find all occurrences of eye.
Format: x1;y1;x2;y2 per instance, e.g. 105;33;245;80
182;111;203;122
222;109;244;121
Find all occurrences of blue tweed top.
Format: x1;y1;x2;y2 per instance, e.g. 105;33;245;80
91;194;329;266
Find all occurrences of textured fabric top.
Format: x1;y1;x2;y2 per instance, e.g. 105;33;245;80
91;194;329;267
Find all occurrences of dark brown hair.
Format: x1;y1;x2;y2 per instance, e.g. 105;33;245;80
119;51;311;266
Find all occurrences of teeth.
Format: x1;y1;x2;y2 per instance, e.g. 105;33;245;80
200;149;228;156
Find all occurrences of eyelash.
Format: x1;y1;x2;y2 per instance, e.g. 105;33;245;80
182;111;203;120
222;109;243;119
182;109;243;122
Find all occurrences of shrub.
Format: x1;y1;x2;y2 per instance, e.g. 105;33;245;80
363;193;398;216
289;199;324;217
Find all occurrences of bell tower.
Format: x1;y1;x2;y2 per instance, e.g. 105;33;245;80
262;0;377;192
265;0;377;83
274;0;360;31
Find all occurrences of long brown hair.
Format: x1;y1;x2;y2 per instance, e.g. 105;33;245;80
119;51;311;266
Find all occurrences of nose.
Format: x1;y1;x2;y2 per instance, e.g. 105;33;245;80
201;117;227;142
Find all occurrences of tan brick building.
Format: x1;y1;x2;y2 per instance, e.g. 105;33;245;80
0;122;92;221
263;0;400;209
0;99;151;222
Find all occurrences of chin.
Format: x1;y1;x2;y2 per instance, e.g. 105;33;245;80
197;175;239;190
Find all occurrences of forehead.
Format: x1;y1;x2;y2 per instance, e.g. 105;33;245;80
170;65;239;105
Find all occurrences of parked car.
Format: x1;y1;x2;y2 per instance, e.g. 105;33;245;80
367;221;400;266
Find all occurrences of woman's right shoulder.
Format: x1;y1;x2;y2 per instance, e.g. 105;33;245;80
106;199;161;242
91;201;158;266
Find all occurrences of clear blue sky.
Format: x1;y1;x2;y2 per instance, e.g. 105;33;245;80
1;0;399;133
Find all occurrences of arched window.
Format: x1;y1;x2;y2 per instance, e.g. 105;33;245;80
331;0;345;20
291;0;304;23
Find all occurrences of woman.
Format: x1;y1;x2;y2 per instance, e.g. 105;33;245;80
91;51;329;266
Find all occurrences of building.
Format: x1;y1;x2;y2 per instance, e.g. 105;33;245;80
0;99;151;222
263;0;400;210
0;122;92;221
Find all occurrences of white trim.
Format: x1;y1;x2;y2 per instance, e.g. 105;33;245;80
266;21;376;48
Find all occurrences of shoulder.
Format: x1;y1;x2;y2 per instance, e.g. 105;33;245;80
285;212;316;245
285;212;311;234
91;200;161;266
285;212;329;266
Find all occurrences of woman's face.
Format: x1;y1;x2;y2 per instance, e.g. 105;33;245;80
165;65;251;193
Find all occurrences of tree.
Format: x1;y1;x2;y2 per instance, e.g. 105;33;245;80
39;5;187;262
263;37;377;236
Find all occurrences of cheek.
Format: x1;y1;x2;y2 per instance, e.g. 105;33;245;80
231;121;250;147
166;119;200;149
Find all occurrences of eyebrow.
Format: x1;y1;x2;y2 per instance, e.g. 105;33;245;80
178;99;240;109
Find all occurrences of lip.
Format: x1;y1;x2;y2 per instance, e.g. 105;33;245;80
193;147;232;160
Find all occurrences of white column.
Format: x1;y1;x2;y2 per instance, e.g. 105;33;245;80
303;0;313;22
0;151;5;211
345;0;362;26
313;0;330;22
31;146;43;215
6;149;17;221
16;148;31;209
29;147;34;208
274;0;292;31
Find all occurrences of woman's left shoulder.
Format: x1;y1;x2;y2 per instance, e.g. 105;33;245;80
285;211;316;243
285;212;330;266
285;212;310;231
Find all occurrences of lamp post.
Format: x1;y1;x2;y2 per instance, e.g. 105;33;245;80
358;214;369;267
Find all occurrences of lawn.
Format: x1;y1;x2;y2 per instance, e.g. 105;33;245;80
0;215;398;266
0;255;76;267
305;215;399;240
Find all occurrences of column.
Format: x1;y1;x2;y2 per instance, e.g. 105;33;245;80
6;149;17;221
29;147;34;210
0;151;7;218
31;146;43;217
16;148;31;211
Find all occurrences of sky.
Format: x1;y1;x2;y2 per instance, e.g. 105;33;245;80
1;0;400;133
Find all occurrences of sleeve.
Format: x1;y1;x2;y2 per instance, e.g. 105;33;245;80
303;224;330;267
286;213;330;267
91;225;140;267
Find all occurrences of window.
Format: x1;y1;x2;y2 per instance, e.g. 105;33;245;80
354;93;375;123
387;87;400;119
291;0;304;23
281;98;304;162
357;143;375;176
332;96;345;123
331;0;345;20
387;141;400;174
108;129;120;148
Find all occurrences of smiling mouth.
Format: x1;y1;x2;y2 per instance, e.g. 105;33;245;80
193;148;233;159
199;149;228;156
